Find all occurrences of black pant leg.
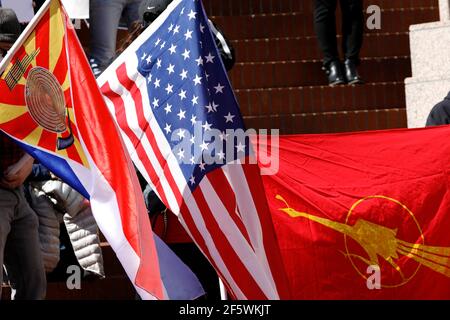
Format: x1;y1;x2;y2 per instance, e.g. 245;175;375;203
314;0;339;67
340;0;364;64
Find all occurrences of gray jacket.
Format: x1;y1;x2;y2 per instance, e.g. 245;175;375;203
28;180;105;277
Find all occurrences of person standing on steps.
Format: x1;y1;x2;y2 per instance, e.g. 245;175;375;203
89;0;144;77
0;8;47;300
313;0;364;86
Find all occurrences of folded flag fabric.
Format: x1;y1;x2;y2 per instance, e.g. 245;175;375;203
260;127;450;299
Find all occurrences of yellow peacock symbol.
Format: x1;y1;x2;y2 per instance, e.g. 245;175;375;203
277;195;450;287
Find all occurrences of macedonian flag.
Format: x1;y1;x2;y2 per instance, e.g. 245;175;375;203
259;127;450;299
0;0;88;170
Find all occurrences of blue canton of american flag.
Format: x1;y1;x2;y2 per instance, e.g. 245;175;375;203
136;0;247;191
99;0;290;300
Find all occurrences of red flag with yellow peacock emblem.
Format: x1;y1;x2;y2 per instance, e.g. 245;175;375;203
259;127;450;299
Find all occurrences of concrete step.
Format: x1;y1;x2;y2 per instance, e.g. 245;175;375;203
229;56;411;89
204;0;438;16
236;82;406;116
210;7;439;40
243;108;407;134
232;32;410;63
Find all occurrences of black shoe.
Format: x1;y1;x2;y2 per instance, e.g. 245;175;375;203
325;61;346;86
344;59;363;85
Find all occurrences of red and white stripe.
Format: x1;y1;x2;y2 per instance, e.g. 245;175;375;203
96;0;289;299
64;11;166;299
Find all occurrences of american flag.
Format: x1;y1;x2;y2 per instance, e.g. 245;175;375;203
98;0;289;299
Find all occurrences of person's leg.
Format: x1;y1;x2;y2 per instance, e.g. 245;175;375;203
4;188;46;300
89;0;127;70
314;0;345;85
340;0;364;64
340;0;364;84
0;189;15;299
314;0;339;67
124;0;143;28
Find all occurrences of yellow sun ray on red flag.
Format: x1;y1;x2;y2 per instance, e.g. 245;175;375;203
0;0;88;168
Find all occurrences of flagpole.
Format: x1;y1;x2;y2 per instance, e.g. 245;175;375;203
219;278;228;300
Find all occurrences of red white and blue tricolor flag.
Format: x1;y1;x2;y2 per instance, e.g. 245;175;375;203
0;0;203;300
98;0;290;299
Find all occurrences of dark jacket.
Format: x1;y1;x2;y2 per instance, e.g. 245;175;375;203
33;0;46;14
208;19;235;71
426;91;450;126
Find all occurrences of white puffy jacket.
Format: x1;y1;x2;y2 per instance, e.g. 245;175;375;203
27;185;60;272
28;180;105;278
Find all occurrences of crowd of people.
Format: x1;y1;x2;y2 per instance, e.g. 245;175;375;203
3;0;427;301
